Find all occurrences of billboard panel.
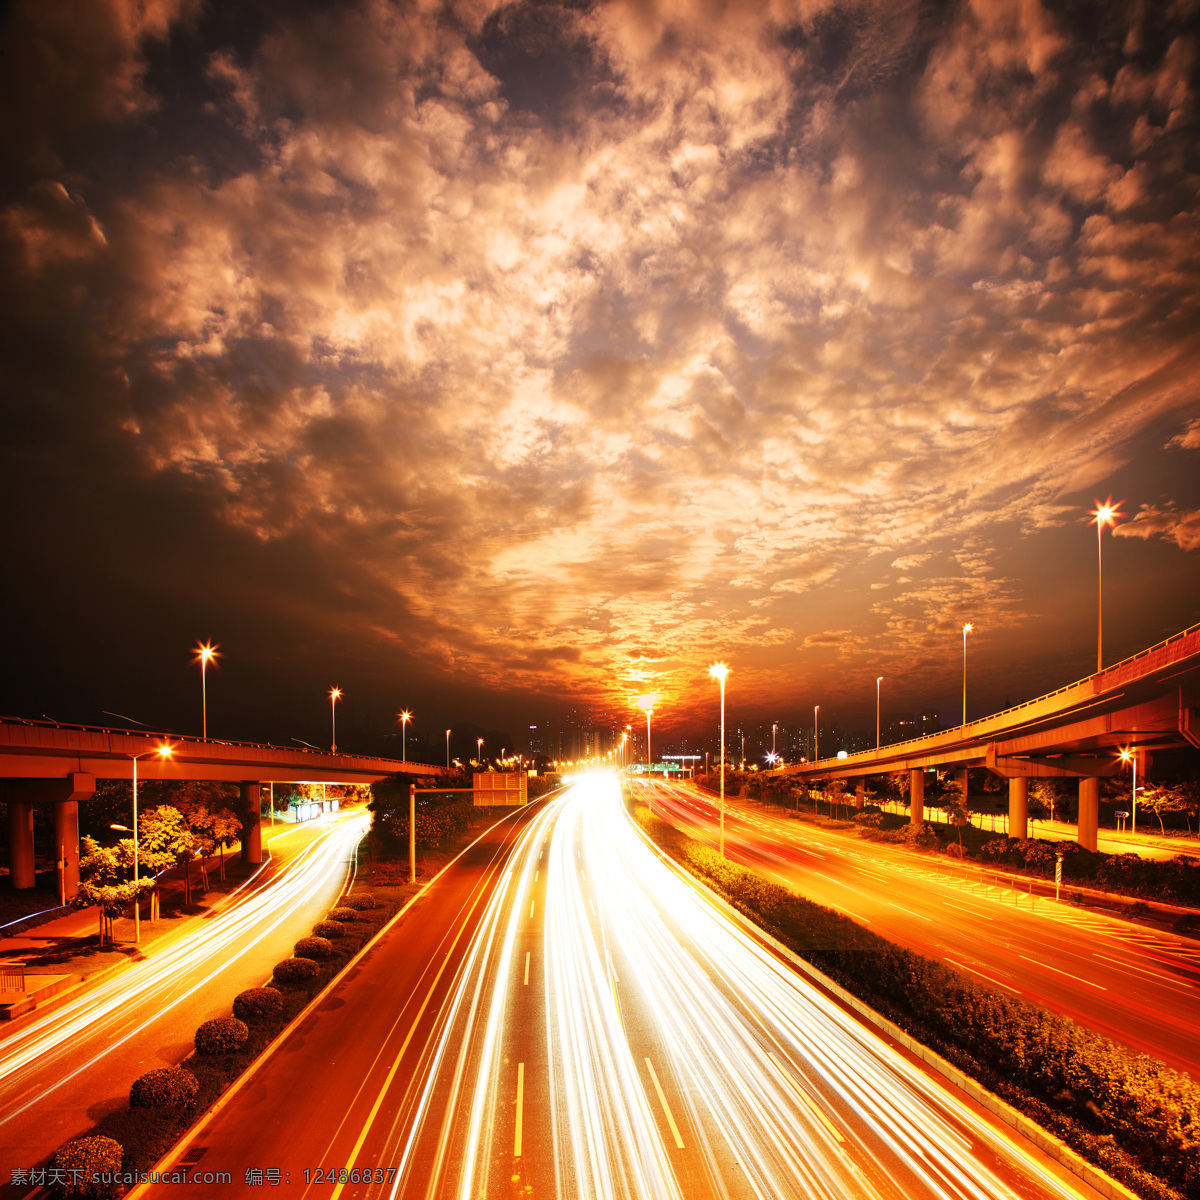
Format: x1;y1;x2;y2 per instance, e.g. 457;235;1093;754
473;771;529;806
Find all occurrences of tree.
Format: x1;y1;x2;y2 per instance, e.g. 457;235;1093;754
139;806;201;907
207;808;242;882
826;778;847;819
1138;782;1196;835
72;836;154;946
942;778;971;853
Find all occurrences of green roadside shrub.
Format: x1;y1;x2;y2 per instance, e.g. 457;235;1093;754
313;920;345;939
232;987;284;1024
129;1067;198;1110
853;811;883;827
272;956;319;986
901;820;940;849
329;907;356;922
347;893;377;910
294;935;333;960
195;1016;249;1056
52;1135;123;1197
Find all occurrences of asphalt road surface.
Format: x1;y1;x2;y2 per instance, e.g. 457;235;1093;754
142;778;1106;1200
0;810;368;1192
647;779;1200;1079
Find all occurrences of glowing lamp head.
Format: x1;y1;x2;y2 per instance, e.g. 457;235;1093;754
708;662;729;682
329;686;343;702
399;709;412;725
636;693;657;714
963;623;973;635
193;640;219;666
1119;748;1133;763
1090;495;1124;529
156;742;174;759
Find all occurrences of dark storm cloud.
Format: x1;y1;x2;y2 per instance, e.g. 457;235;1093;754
2;0;1198;735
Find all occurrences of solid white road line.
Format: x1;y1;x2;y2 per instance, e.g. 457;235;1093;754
644;1057;685;1149
514;1062;524;1157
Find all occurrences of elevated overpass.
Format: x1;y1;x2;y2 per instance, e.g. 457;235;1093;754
0;717;443;897
785;621;1200;850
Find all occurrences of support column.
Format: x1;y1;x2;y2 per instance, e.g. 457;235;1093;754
7;801;35;890
855;779;865;811
239;782;262;864
54;800;80;902
1078;777;1099;852
954;768;969;800
910;769;925;825
1008;777;1028;841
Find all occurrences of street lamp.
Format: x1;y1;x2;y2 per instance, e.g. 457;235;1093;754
709;664;728;857
445;729;451;770
772;723;777;759
961;624;973;727
814;704;820;762
398;710;412;762
876;677;883;750
637;695;656;795
1090;496;1124;673
1119;748;1139;835
329;687;342;753
192;641;219;741
119;741;174;943
477;737;484;763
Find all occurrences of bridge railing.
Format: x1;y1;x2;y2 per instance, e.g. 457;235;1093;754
0;714;421;769
802;618;1200;768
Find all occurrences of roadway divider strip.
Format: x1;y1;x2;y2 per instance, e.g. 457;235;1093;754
124;803;537;1200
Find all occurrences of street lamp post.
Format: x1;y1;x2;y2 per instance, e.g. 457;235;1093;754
814;704;819;762
329;687;342;753
1119;748;1139;835
1090;496;1124;673
876;677;883;750
193;641;218;740
772;723;777;759
962;624;973;726
119;741;174;943
477;737;484;763
709;664;729;857
398;710;412;762
446;729;451;770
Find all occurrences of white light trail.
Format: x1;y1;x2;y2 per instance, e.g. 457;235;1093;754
383;778;1086;1200
0;814;366;1116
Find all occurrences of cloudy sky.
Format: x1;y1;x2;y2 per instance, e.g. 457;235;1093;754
1;0;1197;745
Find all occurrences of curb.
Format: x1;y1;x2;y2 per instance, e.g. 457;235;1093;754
630;808;1143;1200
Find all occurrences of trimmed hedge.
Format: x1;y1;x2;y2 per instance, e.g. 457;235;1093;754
194;1016;249;1056
272;956;319;986
294;935;334;960
129;1067;198;1110
635;806;1198;1200
346;893;377;910
232;987;284;1024
329;907;357;922
313;920;345;939
52;1135;123;1197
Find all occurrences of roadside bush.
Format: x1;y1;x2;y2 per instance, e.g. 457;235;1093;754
272;956;319;986
313;920;345;939
329;907;357;922
902;820;940;850
52;1135;123;1197
945;841;965;858
1173;912;1200;934
347;893;377;910
295;935;333;960
194;1016;248;1056
853;811;883;827
232;987;284;1024
129;1067;198;1110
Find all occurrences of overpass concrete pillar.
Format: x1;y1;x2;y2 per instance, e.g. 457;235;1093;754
954;768;969;801
240;782;262;865
1008;777;1028;840
1078;777;1099;852
7;800;35;890
910;769;925;825
54;800;80;901
855;779;865;811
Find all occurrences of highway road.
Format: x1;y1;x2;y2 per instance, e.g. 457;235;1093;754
0;810;369;1191
146;777;1104;1200
646;779;1200;1079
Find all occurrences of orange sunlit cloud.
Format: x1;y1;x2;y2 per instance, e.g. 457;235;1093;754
1;0;1198;735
